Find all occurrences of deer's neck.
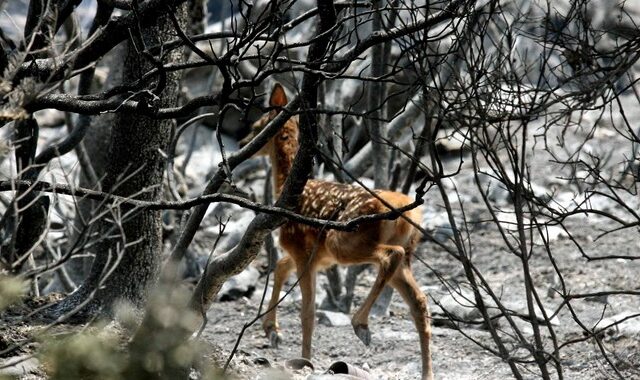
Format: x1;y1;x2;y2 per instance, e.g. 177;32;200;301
270;117;300;197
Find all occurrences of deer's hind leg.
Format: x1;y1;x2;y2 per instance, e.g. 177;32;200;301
349;244;405;346
389;262;433;380
263;255;295;347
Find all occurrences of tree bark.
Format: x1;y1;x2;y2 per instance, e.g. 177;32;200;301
51;5;188;318
129;3;338;349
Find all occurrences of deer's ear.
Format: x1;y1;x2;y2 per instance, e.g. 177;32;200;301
269;83;288;107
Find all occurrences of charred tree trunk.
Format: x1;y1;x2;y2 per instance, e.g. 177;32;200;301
51;6;188;319
129;3;339;356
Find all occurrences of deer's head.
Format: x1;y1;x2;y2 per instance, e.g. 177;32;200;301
239;83;290;154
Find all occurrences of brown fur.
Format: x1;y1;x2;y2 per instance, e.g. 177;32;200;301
242;84;433;380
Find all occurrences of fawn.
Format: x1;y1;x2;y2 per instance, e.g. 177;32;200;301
240;83;433;380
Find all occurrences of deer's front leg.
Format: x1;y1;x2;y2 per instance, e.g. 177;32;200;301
297;265;317;359
263;256;294;348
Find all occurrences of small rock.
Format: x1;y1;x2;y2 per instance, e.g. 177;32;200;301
594;312;640;335
253;356;272;367
257;368;292;380
306;375;362;379
435;292;483;322
328;361;373;379
534;225;567;244
0;355;41;377
285;357;314;371
530;183;552;204
505;301;561;326
218;266;260;301
495;316;534;336
317;310;351;327
423;211;455;243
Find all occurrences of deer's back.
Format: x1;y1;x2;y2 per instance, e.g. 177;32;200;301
279;180;422;268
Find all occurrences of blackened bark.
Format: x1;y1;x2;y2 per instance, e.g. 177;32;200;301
51;5;188;318
130;2;338;348
16;0;192;82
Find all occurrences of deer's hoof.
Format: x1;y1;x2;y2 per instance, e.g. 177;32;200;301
269;329;282;348
353;324;371;346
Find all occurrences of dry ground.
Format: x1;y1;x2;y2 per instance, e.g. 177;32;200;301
199;212;640;380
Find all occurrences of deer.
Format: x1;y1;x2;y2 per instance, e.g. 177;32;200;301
240;83;434;380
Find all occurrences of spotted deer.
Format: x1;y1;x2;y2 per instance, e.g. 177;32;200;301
240;84;433;380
